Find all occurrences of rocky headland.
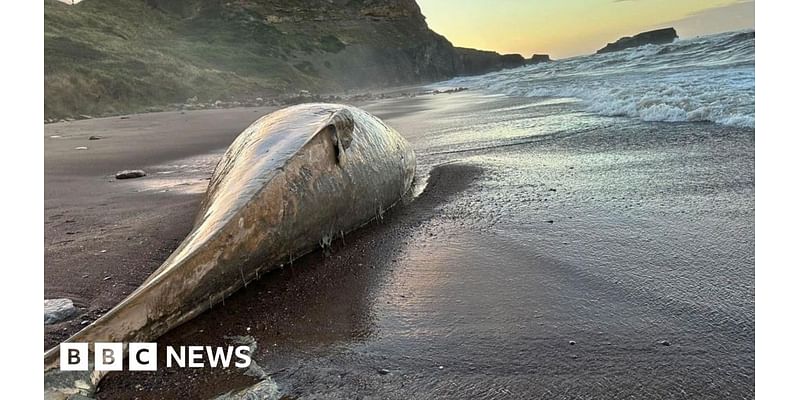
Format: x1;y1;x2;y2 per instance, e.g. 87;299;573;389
596;27;678;54
45;0;528;119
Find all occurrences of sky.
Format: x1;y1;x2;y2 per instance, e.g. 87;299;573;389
417;0;755;59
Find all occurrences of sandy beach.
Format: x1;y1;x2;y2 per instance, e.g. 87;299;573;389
44;90;754;399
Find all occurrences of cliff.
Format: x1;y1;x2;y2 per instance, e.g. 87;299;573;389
453;48;525;75
596;27;678;54
44;0;525;119
528;54;551;64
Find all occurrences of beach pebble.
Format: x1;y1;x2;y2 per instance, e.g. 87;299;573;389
44;298;77;324
115;170;147;179
378;368;390;375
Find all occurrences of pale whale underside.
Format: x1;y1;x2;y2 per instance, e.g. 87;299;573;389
44;104;416;392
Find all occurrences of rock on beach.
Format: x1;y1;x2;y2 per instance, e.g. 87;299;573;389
44;298;77;325
115;170;147;179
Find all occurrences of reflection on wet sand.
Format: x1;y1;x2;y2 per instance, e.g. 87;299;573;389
97;163;483;399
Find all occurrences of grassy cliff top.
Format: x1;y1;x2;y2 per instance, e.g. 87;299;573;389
45;0;529;120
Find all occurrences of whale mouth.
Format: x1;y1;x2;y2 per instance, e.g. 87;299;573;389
327;108;355;165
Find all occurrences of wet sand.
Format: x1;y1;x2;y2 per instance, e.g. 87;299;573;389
44;91;754;399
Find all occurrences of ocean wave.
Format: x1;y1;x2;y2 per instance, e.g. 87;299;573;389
434;30;755;129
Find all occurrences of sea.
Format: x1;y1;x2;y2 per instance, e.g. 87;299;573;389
434;30;755;129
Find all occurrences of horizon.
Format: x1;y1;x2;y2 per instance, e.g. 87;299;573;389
418;0;755;59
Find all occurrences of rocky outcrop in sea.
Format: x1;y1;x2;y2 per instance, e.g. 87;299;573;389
596;28;678;54
528;54;552;64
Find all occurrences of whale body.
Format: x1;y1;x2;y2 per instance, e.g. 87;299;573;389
44;103;416;395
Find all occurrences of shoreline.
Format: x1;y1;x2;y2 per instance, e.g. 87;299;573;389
43;83;469;124
45;90;754;399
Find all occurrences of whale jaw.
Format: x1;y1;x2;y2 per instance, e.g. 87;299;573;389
44;104;415;381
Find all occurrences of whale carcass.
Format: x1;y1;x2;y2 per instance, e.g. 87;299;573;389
44;103;416;393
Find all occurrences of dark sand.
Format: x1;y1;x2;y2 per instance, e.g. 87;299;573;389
44;91;754;399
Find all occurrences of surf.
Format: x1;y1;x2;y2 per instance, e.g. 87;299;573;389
434;30;755;128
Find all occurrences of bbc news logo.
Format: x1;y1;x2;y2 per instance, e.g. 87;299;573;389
60;343;252;371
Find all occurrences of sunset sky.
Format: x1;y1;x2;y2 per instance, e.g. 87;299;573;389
417;0;754;59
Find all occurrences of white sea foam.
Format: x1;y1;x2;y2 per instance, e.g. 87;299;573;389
434;30;755;129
